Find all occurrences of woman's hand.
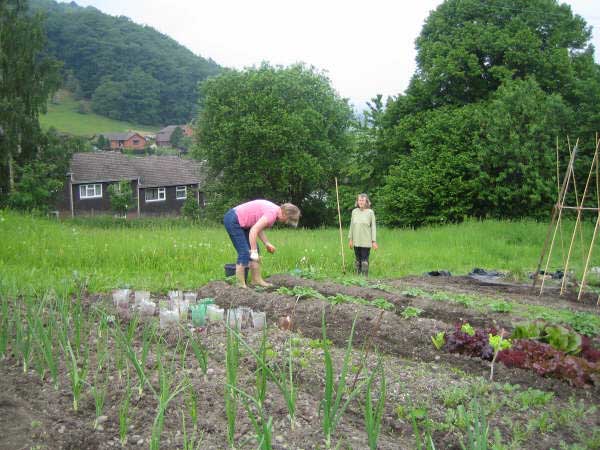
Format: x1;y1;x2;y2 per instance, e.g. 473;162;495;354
372;241;378;250
250;250;260;261
349;240;353;249
266;243;276;254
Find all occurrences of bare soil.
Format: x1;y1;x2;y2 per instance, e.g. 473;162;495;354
1;275;599;449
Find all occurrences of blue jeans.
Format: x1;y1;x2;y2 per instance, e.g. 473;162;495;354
224;208;258;266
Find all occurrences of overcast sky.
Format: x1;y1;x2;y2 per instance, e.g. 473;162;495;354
58;0;600;108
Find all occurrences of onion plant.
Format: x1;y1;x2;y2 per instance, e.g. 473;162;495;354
182;408;204;450
320;311;367;449
150;344;189;450
225;322;240;448
31;312;59;389
0;292;9;358
60;328;89;411
113;322;156;398
229;384;273;450
185;327;208;375
91;375;107;429
185;383;199;431
230;325;297;427
119;378;132;446
14;307;32;373
363;358;386;450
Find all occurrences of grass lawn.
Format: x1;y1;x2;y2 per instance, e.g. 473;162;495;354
1;210;597;295
40;90;159;136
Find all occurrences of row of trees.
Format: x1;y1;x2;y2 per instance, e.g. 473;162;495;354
195;0;600;227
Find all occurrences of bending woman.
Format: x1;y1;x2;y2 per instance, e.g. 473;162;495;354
224;199;300;287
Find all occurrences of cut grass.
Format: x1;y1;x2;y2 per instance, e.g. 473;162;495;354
40;90;159;136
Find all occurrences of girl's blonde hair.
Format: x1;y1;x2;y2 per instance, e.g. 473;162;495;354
355;193;371;208
281;203;301;227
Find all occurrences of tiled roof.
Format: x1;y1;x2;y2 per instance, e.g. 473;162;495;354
156;125;186;142
101;132;142;141
69;152;206;188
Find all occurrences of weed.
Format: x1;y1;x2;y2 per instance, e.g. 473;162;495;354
440;385;470;408
401;306;423;319
490;301;513;313
513;388;554;411
402;287;426;298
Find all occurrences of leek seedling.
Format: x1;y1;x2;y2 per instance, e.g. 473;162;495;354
185;383;199;431
150;352;189;450
60;331;89;411
32;313;59;389
229;384;273;450
186;327;208;374
14;308;32;373
182;409;204;450
320;311;367;449
364;359;386;450
225;323;240;448
91;378;107;429
229;325;297;427
0;293;10;358
119;381;132;446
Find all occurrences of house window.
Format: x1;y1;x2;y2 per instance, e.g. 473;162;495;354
176;186;187;200
133;139;140;145
79;184;102;199
145;187;166;202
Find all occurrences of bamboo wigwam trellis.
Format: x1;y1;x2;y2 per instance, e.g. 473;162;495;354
533;135;600;303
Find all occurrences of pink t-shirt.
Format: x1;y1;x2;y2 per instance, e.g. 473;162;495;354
235;200;280;229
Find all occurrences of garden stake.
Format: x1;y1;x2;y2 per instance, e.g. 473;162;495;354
335;177;346;274
539;140;578;295
533;139;577;289
577;139;600;300
560;141;598;295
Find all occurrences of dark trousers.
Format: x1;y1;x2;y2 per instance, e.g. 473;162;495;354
354;246;371;263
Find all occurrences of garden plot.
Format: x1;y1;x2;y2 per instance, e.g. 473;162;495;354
0;274;599;449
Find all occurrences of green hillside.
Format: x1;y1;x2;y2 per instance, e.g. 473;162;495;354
40;90;158;136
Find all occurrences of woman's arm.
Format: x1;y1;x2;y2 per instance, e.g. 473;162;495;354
249;216;271;251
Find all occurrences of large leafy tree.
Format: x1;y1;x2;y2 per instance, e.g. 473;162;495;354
405;0;592;110
195;63;353;223
0;0;61;199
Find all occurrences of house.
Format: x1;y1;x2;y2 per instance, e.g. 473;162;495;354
102;132;147;150
64;152;206;217
155;125;193;147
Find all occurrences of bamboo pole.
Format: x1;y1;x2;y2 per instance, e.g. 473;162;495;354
567;138;587;270
560;143;597;294
534;141;578;288
557;138;566;268
335;177;346;274
540;143;578;295
578;135;600;301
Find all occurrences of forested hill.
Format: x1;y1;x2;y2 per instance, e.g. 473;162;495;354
30;0;222;125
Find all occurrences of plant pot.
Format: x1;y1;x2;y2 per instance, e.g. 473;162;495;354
139;299;155;316
112;289;131;308
134;290;150;306
190;304;208;327
183;292;197;303
159;308;179;329
206;304;224;322
252;311;266;330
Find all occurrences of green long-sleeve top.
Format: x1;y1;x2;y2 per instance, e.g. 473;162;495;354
348;208;377;248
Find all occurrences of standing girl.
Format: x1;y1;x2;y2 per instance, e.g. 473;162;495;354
348;193;378;276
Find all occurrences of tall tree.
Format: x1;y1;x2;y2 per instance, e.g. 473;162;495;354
0;0;61;198
194;63;353;223
405;0;592;111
